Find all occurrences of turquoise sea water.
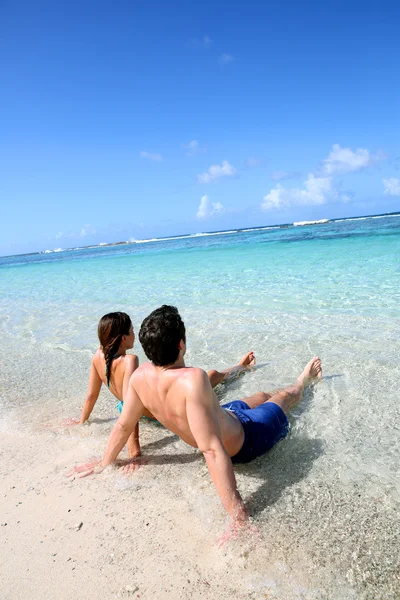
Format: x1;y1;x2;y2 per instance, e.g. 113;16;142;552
1;215;399;598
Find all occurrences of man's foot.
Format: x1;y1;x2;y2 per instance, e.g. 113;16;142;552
238;351;256;369
297;356;322;387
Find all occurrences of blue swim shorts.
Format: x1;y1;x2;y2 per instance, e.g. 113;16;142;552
222;400;290;464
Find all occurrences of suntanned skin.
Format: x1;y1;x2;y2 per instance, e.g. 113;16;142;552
70;345;322;531
70;322;256;459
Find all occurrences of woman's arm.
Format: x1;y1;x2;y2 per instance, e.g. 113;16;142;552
79;360;103;424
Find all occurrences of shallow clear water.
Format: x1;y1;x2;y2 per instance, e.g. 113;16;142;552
1;216;399;598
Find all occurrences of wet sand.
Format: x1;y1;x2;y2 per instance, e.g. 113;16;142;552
1;409;399;600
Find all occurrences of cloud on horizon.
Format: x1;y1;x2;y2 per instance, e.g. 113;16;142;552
262;174;338;210
323;144;386;175
262;144;386;211
80;224;96;237
196;195;224;219
383;177;400;196
198;160;237;183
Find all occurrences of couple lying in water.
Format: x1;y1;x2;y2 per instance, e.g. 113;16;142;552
70;305;322;533
73;310;257;458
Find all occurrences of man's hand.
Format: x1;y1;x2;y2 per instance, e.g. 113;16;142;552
66;457;104;479
217;519;260;548
115;456;148;477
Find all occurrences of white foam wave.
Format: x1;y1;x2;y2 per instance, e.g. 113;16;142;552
243;226;280;232
131;230;238;244
192;230;238;237
293;219;329;226
335;214;400;223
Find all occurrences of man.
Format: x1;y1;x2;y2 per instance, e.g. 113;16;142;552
70;305;322;530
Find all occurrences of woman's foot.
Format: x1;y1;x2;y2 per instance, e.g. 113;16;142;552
208;352;256;387
238;351;256;369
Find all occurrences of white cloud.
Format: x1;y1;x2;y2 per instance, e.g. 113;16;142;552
261;174;336;210
196;195;224;219
383;177;400;196
183;140;205;156
198;160;237;183
323;144;385;175
219;53;233;64
80;224;96;237
55;232;64;239
140;151;162;162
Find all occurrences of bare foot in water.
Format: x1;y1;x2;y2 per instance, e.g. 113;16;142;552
297;356;322;387
238;351;256;369
208;352;256;387
227;351;256;380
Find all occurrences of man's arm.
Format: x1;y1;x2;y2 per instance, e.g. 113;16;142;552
79;360;103;424
186;370;248;525
101;376;145;468
122;355;141;458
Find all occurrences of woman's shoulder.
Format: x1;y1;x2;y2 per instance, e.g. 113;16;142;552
124;353;139;367
93;347;104;361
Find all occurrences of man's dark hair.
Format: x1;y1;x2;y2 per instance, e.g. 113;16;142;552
139;305;186;366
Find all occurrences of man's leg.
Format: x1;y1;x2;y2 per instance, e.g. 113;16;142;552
242;356;322;414
207;351;256;388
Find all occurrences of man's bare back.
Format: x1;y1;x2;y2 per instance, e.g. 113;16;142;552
130;362;245;457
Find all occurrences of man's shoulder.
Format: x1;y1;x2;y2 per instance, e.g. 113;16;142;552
180;367;209;388
131;360;153;379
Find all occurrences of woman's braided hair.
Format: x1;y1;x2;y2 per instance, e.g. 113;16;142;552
97;312;132;386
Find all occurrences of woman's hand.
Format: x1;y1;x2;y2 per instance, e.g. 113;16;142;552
59;417;81;427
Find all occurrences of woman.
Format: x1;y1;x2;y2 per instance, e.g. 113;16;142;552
73;311;255;459
78;312;144;457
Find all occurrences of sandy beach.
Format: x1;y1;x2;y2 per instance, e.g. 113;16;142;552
3;416;284;600
1;423;233;600
2;409;399;600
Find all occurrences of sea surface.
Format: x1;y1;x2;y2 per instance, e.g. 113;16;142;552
1;215;399;599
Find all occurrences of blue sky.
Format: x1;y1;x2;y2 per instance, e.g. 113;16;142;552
1;0;399;255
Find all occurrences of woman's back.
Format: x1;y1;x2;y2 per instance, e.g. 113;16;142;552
92;348;134;401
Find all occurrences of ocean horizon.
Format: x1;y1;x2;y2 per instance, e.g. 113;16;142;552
2;210;399;260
